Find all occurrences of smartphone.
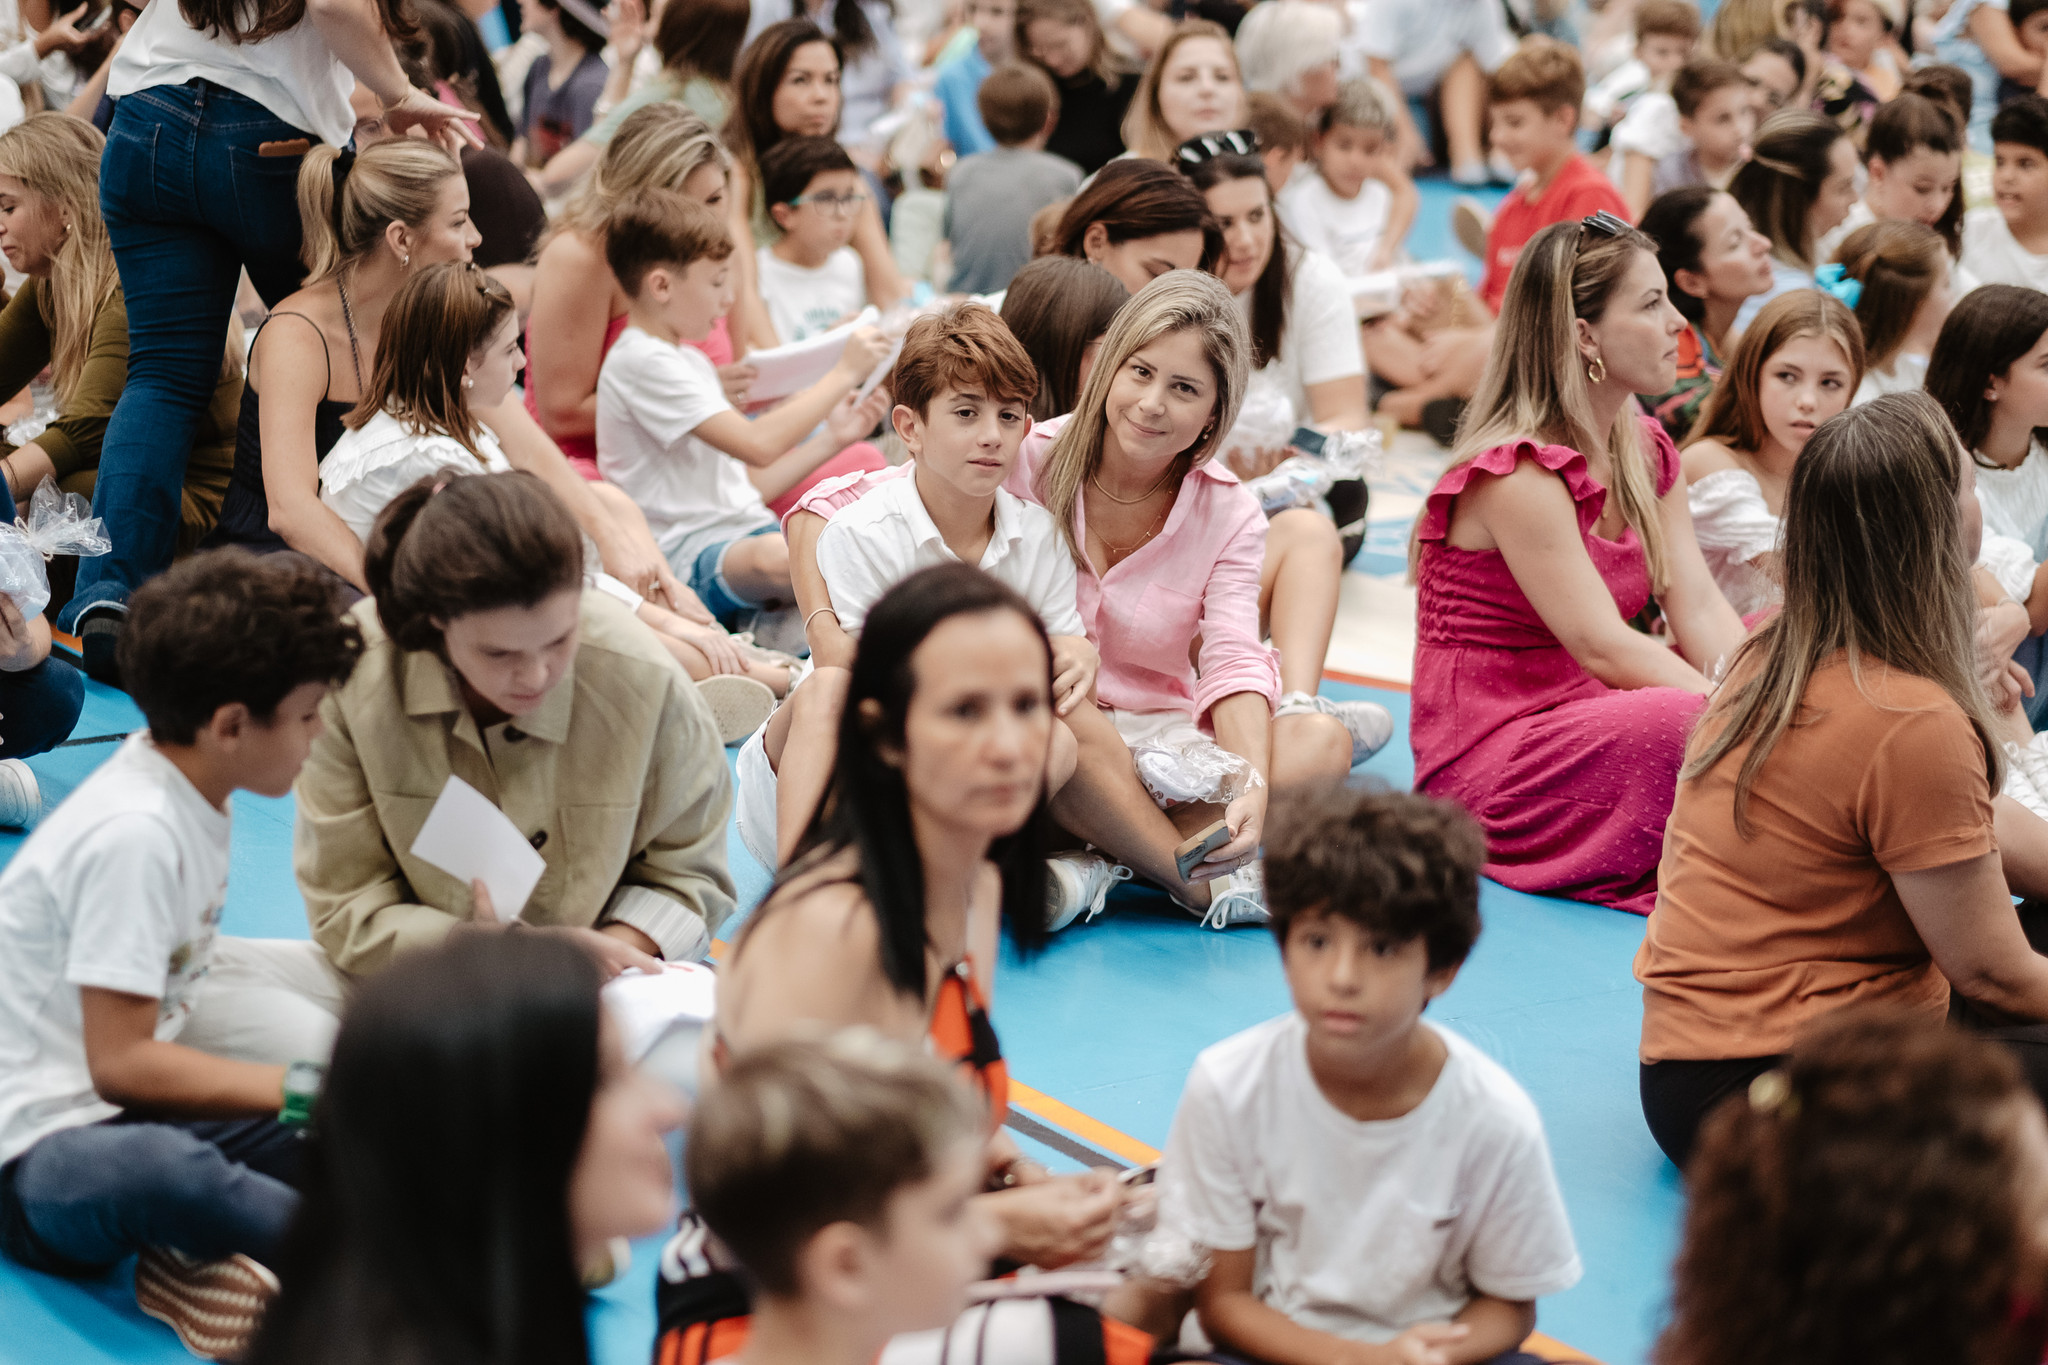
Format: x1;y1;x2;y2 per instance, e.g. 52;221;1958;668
1288;426;1327;457
1118;1163;1158;1186
1174;818;1232;881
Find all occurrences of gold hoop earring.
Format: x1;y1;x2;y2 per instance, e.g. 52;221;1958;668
1587;354;1607;384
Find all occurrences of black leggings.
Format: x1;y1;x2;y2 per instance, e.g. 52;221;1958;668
1643;904;2048;1167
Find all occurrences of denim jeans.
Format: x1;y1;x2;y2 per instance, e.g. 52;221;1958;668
65;80;316;628
0;1115;303;1276
0;473;84;755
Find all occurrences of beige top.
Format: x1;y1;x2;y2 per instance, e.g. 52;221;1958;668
293;590;736;975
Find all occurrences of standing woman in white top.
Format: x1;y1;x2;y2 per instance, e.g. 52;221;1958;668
1927;283;2048;726
64;0;478;675
1829;219;1954;404
1180;142;1390;763
1680;290;1863;615
1727;109;1861;332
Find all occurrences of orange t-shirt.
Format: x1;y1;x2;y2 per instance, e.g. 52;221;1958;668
1636;656;1997;1062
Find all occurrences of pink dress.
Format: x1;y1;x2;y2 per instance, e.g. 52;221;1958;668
525;314;735;479
1410;423;1705;917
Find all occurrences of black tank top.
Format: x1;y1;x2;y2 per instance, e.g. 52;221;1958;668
204;312;353;551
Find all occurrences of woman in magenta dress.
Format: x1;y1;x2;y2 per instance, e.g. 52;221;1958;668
1412;215;1747;915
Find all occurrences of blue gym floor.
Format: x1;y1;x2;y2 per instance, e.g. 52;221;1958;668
0;181;1687;1365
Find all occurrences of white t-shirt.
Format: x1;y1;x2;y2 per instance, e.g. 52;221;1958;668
814;467;1085;636
1349;0;1517;96
1239;248;1367;423
0;735;230;1165
596;325;778;568
320;408;514;543
1277;173;1394;281
1157;1013;1582;1342
1962;207;2048;293
108;0;355;148
756;245;868;344
1607;92;1683;181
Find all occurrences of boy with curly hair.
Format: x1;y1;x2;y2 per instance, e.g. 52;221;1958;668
1157;782;1581;1365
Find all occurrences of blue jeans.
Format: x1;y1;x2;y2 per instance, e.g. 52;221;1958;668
65;81;315;628
0;1116;303;1275
0;472;84;755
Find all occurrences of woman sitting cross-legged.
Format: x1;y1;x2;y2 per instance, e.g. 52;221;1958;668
1637;392;2048;1168
1411;214;1745;917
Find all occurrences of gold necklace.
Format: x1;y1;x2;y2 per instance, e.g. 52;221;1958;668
1090;467;1176;505
1093;503;1169;562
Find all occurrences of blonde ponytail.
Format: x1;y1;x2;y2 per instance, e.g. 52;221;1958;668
296;141;462;285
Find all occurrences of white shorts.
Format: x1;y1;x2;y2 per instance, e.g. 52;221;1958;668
734;721;779;875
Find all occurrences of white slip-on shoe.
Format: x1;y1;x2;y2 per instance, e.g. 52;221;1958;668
1044;851;1133;932
0;758;39;828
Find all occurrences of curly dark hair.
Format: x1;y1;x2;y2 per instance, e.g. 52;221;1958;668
120;549;364;745
1657;1007;2046;1365
1261;781;1484;971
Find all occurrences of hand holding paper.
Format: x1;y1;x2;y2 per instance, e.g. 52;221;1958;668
408;775;546;922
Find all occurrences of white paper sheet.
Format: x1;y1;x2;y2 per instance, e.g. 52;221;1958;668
407;774;546;921
603;963;719;1061
745;306;880;402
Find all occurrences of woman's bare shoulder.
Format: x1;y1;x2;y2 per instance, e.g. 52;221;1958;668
1680;438;1742;483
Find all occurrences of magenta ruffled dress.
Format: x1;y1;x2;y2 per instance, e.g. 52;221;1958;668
1410;425;1706;916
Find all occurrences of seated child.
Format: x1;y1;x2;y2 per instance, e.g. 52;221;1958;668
1827;0;1904;101
738;306;1104;923
1159;782;1581;1364
1246;91;1310;195
0;550;364;1359
1480;38;1632;315
1583;0;1699;143
757;137;871;345
1962;94;2048;292
945;62;1084;297
512;0;609;168
1352;0;1520;183
1815;90;1966;268
596;190;892;630
1833;220;1953;402
686;1031;994;1365
323;261;794;710
1279;77;1417;279
1646;60;1757;204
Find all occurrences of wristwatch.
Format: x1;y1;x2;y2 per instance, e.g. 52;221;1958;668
279;1059;327;1128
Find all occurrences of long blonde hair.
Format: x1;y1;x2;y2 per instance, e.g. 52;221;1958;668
1123;20;1245;161
1683;392;2002;833
555;102;730;240
0;114;118;407
297;140;462;285
1034;270;1249;560
1433;218;1673;589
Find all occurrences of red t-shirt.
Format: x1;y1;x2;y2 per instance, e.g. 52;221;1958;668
1479;155;1632;313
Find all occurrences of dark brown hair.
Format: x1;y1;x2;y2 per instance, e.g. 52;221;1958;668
1638;0;1703;39
1672;57;1748;117
121;548;363;745
979;61;1059;145
1050;157;1220;267
1262;781;1485;972
688;1031;983;1298
346;262;515;459
363;473;584;655
1925;282;2048;456
1015;0;1112;84
655;0;749;83
1000;256;1130;421
1902;62;1972;128
759;134;856;211
180;0;416;46
1488;35;1586;115
1731;108;1847;270
1182;151;1289;367
1865;92;1964;254
725;19;839;173
1656;1006;2043;1365
603;189;734;296
888;302;1038;417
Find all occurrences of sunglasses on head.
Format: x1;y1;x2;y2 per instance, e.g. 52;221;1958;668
1174;129;1260;168
1579;211;1630;241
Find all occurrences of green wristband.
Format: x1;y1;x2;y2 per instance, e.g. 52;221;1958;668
279;1059;326;1128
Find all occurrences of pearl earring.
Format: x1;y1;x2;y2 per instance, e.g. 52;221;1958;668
463;376;474;389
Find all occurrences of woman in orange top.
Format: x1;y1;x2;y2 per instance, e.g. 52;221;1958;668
1636;392;2048;1167
658;564;1143;1361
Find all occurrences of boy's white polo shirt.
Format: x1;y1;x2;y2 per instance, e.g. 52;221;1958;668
1157;1012;1582;1342
813;468;1085;638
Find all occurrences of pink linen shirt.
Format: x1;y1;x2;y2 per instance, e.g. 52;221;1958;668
792;417;1279;720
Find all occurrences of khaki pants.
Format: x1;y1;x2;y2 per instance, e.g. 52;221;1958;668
180;937;349;1066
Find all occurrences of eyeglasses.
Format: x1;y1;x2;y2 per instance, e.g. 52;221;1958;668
1579;211;1629;240
788;190;869;215
1174;129;1259;168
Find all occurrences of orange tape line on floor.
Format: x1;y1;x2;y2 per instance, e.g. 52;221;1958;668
1005;1079;1161;1167
1321;668;1410;693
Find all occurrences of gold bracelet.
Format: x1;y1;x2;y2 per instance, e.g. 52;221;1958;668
804;606;839;630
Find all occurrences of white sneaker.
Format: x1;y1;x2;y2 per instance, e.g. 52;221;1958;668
0;758;38;827
1195;862;1269;930
1044;851;1132;931
694;674;777;746
1276;691;1395;767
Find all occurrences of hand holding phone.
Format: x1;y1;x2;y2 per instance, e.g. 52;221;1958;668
1174;819;1232;882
